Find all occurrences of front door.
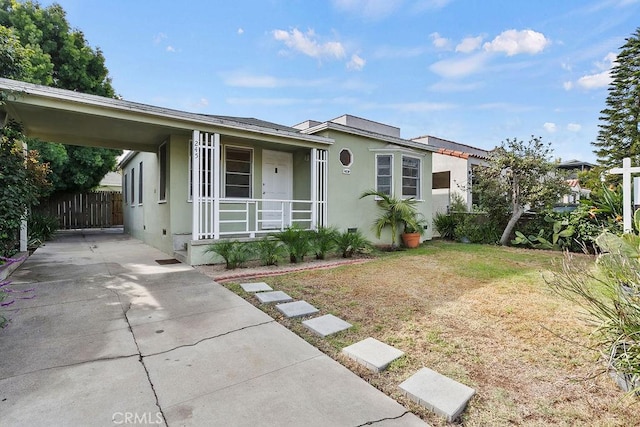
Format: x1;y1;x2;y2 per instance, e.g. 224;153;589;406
262;150;293;229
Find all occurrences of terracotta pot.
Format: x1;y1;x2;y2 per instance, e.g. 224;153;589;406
401;232;421;248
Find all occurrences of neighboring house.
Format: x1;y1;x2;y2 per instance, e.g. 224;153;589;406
557;159;594;206
96;171;122;192
411;135;490;216
0;78;434;265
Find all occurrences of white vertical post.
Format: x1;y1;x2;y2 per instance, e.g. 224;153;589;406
635;176;640;208
191;130;200;240
213;133;220;240
20;141;28;252
609;157;640;232
310;148;317;229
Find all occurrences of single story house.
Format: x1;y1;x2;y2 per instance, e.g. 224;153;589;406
0;78;434;264
411;135;490;216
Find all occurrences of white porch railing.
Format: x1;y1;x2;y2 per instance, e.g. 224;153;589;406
194;198;326;240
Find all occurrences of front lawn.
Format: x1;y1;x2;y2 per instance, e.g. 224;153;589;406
224;241;636;426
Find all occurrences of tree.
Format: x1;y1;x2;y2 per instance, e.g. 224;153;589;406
0;0;120;194
474;137;569;246
0;120;50;256
592;27;640;171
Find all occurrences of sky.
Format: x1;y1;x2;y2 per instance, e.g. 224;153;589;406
38;0;640;163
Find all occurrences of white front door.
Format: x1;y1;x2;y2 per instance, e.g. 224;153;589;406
262;150;293;229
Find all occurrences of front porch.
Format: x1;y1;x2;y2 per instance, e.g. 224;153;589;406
185;131;329;265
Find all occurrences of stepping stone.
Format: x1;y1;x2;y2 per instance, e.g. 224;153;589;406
398;367;475;422
302;314;352;337
240;282;273;293
342;337;404;372
255;291;293;304
276;300;319;318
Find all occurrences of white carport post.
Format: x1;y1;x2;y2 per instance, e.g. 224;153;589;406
191;130;201;240
20;140;27;252
212;133;220;240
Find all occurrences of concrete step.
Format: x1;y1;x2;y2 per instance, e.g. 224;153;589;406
173;250;188;264
342;338;404;372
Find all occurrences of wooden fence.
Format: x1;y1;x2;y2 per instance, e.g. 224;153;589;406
37;191;123;229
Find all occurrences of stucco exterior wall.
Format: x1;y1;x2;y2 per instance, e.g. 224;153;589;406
316;130;433;245
432;153;470;215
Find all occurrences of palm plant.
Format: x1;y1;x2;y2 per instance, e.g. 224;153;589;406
360;190;420;248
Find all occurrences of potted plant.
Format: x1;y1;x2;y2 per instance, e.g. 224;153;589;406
360;190;424;249
401;213;428;248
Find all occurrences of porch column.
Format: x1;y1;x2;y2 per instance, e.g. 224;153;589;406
191;130;200;240
310;148;317;229
20;140;27;252
213;133;220;240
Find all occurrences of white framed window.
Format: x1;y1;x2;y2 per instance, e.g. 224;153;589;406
158;142;167;202
339;148;353;167
375;154;393;196
224;146;252;198
402;155;421;198
138;162;143;205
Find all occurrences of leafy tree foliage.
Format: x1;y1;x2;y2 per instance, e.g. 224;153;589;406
0;0;120;194
0;120;50;255
592;27;640;172
474;137;569;245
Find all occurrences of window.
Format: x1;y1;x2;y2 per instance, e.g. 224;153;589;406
432;171;450;189
224;147;252;198
339;148;353;167
375;154;393;195
158;142;167;202
123;172;128;205
138;162;143;205
402;156;421;198
130;167;135;206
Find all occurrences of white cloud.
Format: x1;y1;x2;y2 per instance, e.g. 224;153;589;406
273;28;346;59
412;0;453;12
347;54;366;71
567;123;582;132
577;71;612;89
544;122;557;133
222;72;331;88
191;98;209;108
430;32;451;49
331;0;403;20
153;33;167;44
483;29;550;56
456;36;483;53
563;81;574;90
429;52;489;78
166;46;176;52
429;81;483;92
237;28;244;35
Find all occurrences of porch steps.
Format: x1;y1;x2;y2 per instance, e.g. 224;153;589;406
173;250;188;264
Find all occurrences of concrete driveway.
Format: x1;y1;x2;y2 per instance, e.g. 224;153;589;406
0;230;425;426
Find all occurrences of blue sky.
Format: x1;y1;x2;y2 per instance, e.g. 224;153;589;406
40;0;640;162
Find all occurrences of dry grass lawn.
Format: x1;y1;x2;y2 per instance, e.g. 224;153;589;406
220;241;637;426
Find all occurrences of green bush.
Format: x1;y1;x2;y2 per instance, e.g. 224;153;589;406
27;212;58;243
205;240;253;269
453;213;502;244
334;229;370;258
433;212;457;240
253;237;284;266
275;226;313;263
311;226;339;260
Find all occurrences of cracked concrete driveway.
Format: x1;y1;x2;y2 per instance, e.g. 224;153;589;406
0;230;425;427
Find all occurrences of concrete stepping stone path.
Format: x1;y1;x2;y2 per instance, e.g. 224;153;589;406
398;367;475;422
342;338;404;372
276;300;319;318
302;314;352;337
255;291;293;304
240;282;273;292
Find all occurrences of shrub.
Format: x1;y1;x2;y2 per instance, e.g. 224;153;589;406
254;237;284;266
433;212;457;240
453;213;502;244
205;240;253;269
311;226;339;259
548;209;640;395
27;212;58;243
275;225;313;263
334;229;370;258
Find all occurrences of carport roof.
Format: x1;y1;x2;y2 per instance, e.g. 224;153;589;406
0;78;332;152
